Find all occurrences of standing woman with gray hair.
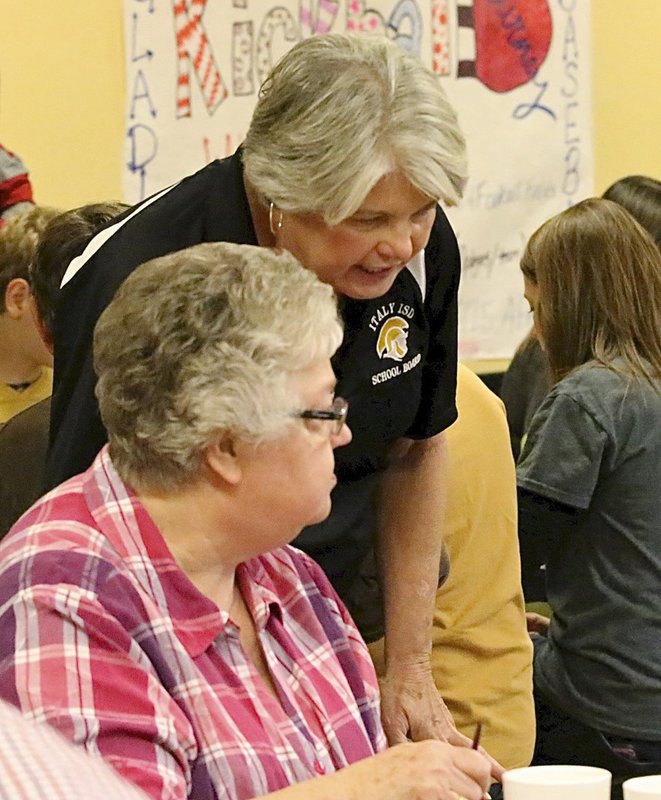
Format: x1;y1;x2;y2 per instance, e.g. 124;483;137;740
48;33;477;752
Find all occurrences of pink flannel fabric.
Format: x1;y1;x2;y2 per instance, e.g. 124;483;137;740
0;447;385;800
0;699;148;799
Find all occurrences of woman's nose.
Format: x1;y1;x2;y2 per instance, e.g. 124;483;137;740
375;222;414;263
332;422;352;449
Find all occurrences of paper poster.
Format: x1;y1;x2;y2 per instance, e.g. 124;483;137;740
124;0;593;359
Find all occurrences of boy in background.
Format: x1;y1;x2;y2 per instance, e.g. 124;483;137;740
0;205;60;424
0;203;127;535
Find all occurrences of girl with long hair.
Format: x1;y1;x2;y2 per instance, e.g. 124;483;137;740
517;198;661;798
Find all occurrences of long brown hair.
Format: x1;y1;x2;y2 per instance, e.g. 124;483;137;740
602;175;661;249
520;198;661;383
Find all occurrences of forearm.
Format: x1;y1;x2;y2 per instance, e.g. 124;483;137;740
372;433;506;772
377;434;447;666
265;760;365;800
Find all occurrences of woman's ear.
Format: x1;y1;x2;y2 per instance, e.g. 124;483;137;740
204;433;242;486
3;278;31;318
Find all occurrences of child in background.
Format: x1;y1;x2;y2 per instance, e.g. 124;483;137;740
0;203;128;535
0;205;61;424
518;198;661;798
501;175;661;467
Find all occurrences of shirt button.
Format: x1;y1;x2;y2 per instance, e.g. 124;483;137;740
313;760;325;775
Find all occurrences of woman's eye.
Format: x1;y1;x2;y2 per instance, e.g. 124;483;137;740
412;206;435;223
350;217;382;227
302;417;325;434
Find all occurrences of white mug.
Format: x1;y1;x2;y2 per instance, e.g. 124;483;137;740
503;765;611;799
623;775;661;798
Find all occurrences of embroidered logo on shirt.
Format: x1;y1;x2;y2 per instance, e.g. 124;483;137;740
376;316;409;362
369;302;421;386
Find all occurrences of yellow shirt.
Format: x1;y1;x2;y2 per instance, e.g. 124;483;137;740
0;366;53;424
430;365;535;769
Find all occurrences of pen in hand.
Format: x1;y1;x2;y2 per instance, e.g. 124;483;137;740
471;722;482;750
471;722;491;800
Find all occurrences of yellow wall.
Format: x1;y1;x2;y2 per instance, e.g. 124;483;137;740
0;1;659;207
0;0;124;208
592;0;661;193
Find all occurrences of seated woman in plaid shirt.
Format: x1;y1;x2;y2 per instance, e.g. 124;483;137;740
0;243;493;800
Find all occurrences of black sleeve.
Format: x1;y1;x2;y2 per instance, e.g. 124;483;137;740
407;207;459;438
45;155;255;490
518;486;580;602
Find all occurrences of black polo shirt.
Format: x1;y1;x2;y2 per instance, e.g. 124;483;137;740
48;150;459;612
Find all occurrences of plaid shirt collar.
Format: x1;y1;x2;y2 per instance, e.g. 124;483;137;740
83;447;284;657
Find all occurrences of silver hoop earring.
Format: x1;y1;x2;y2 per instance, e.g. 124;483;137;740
269;201;283;235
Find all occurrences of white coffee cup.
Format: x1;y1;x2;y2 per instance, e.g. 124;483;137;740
503;765;611;799
623;775;661;798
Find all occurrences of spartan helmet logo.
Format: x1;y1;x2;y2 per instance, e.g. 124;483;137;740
376;316;410;362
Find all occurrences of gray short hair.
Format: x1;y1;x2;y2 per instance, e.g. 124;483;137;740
242;33;467;225
93;243;343;492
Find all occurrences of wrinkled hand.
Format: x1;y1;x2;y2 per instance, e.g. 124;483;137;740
380;660;461;744
526;611;550;637
348;740;492;800
379;660;504;783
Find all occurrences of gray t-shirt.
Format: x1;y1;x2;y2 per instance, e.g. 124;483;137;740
518;361;661;739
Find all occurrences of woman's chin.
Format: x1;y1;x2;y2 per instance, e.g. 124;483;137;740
305;498;334;528
335;264;401;300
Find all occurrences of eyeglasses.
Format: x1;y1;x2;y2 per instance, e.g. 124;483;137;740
296;396;349;437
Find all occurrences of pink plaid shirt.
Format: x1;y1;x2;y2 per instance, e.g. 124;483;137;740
0;448;385;800
0;699;148;799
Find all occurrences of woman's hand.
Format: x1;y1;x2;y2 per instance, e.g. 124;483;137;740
269;740;493;800
358;740;493;800
526;611;550;636
378;659;505;783
379;658;460;744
